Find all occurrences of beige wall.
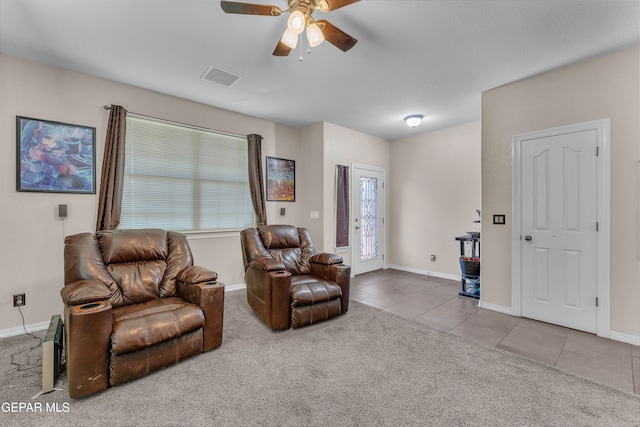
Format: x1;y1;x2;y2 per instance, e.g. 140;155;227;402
297;122;325;244
388;121;481;277
0;54;302;331
481;46;640;337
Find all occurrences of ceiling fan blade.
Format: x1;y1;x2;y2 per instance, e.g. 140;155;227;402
315;0;360;12
317;19;357;52
273;40;292;56
220;1;282;16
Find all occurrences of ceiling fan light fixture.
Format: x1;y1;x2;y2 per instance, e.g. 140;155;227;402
404;114;424;128
287;10;305;34
280;28;298;49
306;22;325;47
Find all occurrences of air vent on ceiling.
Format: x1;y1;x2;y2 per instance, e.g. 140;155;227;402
201;66;241;88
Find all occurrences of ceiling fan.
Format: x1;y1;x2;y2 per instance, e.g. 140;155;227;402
220;0;360;56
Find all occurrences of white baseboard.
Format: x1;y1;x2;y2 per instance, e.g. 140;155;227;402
224;283;246;292
609;330;640;346
477;301;514;316
0;320;50;338
386;264;460;282
0;285;247;338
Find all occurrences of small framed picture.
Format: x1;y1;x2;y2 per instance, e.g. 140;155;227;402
266;156;295;202
17;116;96;194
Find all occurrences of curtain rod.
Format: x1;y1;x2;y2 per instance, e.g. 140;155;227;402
103;105;247;139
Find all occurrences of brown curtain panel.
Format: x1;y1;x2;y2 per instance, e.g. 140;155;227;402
247;134;267;226
96;104;127;231
336;165;349;247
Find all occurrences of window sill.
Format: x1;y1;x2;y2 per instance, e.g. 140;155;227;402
184;229;243;240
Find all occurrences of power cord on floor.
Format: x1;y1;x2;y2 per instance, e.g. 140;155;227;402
6;306;43;378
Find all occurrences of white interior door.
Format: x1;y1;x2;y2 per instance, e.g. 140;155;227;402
352;164;385;275
520;129;599;333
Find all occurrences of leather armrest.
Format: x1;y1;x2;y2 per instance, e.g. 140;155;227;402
245;265;291;330
64;299;112;397
177;265;218;284
60;279;112;306
310;262;351;315
249;257;286;272
177;280;224;351
310;253;343;265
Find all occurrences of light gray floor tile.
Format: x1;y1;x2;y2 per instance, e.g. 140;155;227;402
413;317;454;332
451;321;508;347
441;296;481;314
556;349;634;393
563;330;632;368
361;291;410;309
497;323;566;365
416;305;472;329
403;293;450;311
515;317;571;338
466;309;519;334
384;302;430;320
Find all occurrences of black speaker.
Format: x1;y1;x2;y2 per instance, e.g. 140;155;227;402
58;204;68;218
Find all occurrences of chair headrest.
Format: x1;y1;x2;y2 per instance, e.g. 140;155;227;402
97;228;169;264
258;225;301;249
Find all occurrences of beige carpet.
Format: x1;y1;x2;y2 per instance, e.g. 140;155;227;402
1;290;639;426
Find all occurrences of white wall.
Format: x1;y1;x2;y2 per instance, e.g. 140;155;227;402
388;121;481;277
0;54;302;331
481;45;640;337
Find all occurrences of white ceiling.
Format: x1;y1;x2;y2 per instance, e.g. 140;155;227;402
1;0;638;140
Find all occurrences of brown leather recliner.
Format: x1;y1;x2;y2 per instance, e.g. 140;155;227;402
60;228;224;398
240;225;350;330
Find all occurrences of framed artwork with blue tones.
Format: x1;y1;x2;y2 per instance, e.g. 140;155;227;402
17;116;96;194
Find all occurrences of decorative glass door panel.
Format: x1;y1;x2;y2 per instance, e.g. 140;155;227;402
352;165;385;275
360;176;379;261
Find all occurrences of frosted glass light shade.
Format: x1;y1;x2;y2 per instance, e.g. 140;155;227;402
287;10;305;34
404;114;423;128
281;28;298;49
306;23;325;47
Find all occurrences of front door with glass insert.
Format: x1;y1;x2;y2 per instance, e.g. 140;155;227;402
352;165;385;275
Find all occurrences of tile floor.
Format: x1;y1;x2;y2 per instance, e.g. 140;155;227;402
350;268;640;395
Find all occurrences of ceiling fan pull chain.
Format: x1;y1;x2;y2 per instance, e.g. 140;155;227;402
299;33;304;62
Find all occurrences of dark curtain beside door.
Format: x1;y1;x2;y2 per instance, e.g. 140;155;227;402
336;165;349;247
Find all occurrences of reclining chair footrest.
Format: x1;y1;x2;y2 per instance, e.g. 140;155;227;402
291;299;341;329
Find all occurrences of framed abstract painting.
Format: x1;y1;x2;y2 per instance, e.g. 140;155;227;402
266;156;295;202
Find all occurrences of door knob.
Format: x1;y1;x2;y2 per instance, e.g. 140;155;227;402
524;235;532;241
355;226;360;230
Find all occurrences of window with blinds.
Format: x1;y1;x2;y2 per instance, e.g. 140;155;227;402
120;116;254;232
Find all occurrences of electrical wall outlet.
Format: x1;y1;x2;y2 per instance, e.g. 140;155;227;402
13;293;25;307
430;255;436;262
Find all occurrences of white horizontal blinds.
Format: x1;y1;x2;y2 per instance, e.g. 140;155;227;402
197;131;253;230
120;115;252;231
